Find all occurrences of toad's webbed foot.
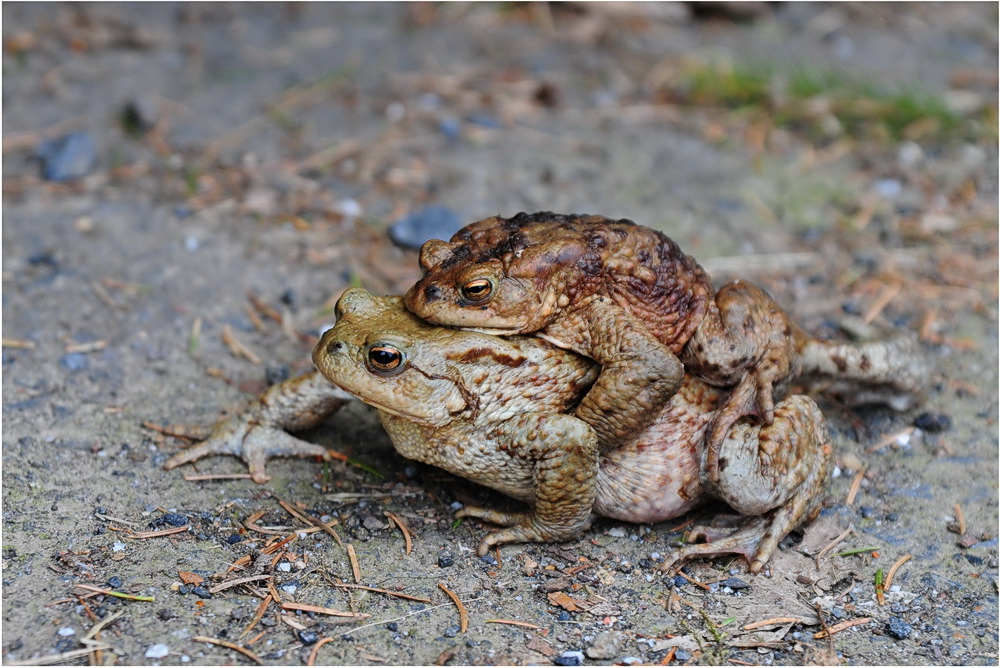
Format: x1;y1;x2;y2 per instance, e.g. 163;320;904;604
457;506;594;556
662;394;831;574
162;371;351;483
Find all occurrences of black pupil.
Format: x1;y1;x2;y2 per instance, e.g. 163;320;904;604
371;348;399;367
466;282;488;296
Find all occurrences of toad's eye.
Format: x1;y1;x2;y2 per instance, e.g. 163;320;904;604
367;345;404;374
460;278;494;303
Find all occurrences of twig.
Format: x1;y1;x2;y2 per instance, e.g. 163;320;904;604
307;637;336;666
742;617;804;631
438;583;468;633
280;601;370;619
327;581;432;603
5;645;114;666
126;526;188;539
208;575;272;594
221;325;262;364
815;526;854;563
2;338;36;349
867;427;915;453
813;617;872;639
862;282;902;324
184;473;254;481
385;511;413;554
239;594;273;640
347;544;361;583
674;570;712;591
74;584;155;602
193;635;264;665
348;596;487;635
276;498;343;547
485;619;540;629
845;468;866;505
883;554;913;593
954;503;967;536
659;646;677;665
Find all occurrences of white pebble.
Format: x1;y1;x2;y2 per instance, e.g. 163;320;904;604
57;628;75;637
277;562;292;572
145;644;170;659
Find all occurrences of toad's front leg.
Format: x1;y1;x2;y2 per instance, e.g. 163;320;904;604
456;413;600;555
662;394;832;573
682;280;809;482
163;371;352;483
560;301;684;451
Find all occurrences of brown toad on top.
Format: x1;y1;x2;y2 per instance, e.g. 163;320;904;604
404;212;927;480
168;289;846;572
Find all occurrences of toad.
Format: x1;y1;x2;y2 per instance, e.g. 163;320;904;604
403;211;927;481
167;288;901;572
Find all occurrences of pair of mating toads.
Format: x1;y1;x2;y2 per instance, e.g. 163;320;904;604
165;212;927;572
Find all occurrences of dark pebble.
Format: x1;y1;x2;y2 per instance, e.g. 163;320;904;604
59;353;89;372
158;609;173;621
479;553;498;566
93;526;106;536
54;638;75;653
298;630;319;645
162;513;188;527
556;611;572;622
443;624;460;638
226;533;243;544
885;512;900;522
859;506;876;519
673;575;687;588
437;553;455;568
388;205;463;249
37;132;97;181
887;616;913;639
385;622;398;632
191;586;212;599
177;584;191;595
721;577;751;590
107;576;123;589
913;412;952;433
7;639;23;652
965;554;984;566
831;606;847;619
266;364;291;385
120;95;159;134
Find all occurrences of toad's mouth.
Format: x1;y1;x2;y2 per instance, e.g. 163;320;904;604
459;325;524;336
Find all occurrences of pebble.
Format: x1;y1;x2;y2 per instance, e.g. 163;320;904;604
190;586;212;599
388;206;463;249
913;412;952;433
57;627;76;637
59;353;89;372
887;616;913;639
607;526;626;538
298;630;319;645
437;553;455;568
37;132;97;181
585;630;623;659
554;650;585;666
720;577;751;590
145;644;170;659
162;513;188;527
121;95;160;134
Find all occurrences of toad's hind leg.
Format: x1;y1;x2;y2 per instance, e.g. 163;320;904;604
661;395;832;573
682;280;810;483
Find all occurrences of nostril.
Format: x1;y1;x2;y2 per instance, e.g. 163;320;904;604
326;340;344;355
424;284;443;302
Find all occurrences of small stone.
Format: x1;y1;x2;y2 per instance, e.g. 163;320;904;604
887;616;913;639
913;412;952;433
107;576;123;588
145;644;170;659
298;630;319;645
59;353;89;372
674;649;692;661
162;513;188;527
720;577;751;590
190;586;212;599
388;206;463;250
226;533;243;544
277;562;292;572
37;132;97;181
437;553;455;568
585;630;623;659
607;526;626;538
57;628;75;637
554;650;585;666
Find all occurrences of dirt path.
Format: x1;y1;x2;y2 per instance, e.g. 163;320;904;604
3;4;997;665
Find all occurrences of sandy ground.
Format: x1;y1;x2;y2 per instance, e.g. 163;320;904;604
2;3;997;666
